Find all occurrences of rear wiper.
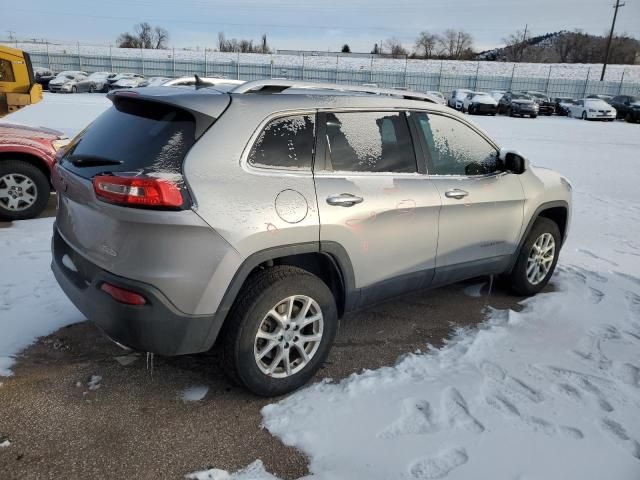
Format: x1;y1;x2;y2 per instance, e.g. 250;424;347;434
68;155;123;167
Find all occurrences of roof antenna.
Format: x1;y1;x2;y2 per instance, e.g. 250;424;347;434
194;74;205;89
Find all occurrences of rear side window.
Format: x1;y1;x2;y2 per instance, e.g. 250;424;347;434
413;112;498;176
61;98;196;180
322;111;416;173
248;115;316;170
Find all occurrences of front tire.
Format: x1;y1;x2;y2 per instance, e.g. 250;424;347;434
507;217;561;296
0;160;50;221
221;266;338;396
582;111;588;120
71;86;77;93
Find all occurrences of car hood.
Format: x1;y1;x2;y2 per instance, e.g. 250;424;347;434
50;78;74;85
472;96;497;105
631;102;640;108
512;99;535;105
0;123;65;140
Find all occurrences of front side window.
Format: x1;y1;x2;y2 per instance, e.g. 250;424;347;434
413;112;498;176
322;111;416;173
248;115;316;170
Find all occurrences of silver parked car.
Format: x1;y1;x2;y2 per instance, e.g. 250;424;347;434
48;71;88;93
75;71;113;93
52;80;572;396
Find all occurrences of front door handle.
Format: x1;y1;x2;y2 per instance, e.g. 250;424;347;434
445;189;469;200
326;193;363;207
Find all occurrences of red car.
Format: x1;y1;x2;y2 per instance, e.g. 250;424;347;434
0;123;68;220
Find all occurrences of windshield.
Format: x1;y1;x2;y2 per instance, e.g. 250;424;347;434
585;100;610;108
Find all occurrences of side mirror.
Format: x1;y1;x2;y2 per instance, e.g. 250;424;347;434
499;148;528;175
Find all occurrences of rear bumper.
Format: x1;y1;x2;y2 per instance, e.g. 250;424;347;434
51;227;223;356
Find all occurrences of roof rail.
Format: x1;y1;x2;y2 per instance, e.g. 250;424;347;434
230;80;438;104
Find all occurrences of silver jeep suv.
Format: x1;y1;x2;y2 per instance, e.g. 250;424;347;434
52;80;571;396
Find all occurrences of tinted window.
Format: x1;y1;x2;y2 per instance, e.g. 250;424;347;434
323;111;416;173
61;98;196;180
248;115;315;170
413;112;498;176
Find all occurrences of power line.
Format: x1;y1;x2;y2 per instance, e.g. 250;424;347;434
600;0;625;81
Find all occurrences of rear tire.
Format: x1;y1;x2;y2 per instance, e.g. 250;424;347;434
221;266;338;396
582;111;587;120
531;114;538;119
0;160;50;221
507;217;561;296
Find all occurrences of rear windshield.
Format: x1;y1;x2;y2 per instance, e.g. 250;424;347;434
61;98;196;180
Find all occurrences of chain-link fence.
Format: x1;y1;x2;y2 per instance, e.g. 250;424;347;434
29;51;640;98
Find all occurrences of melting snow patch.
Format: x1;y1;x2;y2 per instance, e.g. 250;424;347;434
0;439;11;448
180;385;209;402
0;218;83;376
185;460;279;480
87;375;102;391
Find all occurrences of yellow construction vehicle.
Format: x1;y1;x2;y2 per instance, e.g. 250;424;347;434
0;44;43;118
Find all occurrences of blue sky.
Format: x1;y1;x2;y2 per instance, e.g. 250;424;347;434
5;0;640;52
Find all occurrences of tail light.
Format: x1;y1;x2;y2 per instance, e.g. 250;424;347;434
93;174;184;209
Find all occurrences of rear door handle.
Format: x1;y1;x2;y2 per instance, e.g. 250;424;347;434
326;194;363;207
445;189;469;200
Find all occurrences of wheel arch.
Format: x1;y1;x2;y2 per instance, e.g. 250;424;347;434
204;241;357;350
506;201;569;274
0;151;53;186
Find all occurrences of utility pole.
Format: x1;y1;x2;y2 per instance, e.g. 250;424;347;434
600;0;625;81
519;24;528;62
7;31;15;41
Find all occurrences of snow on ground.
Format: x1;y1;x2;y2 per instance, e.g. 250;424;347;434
180;385;210;402
1;93;639;479
16;41;640;82
0;93;110;137
0;218;83;376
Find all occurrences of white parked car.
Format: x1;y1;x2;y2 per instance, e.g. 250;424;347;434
426;91;446;105
110;75;148;90
161;76;245;89
489;90;506;102
463;92;498;115
448;89;473;110
144;76;172;87
567;98;616;121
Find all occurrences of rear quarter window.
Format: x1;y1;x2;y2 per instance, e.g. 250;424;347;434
248;115;316;170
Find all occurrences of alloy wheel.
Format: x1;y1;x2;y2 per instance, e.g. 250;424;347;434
0;173;38;212
254;295;324;378
526;233;556;285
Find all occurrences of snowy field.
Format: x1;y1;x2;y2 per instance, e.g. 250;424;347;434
1;93;640;479
16;41;640;82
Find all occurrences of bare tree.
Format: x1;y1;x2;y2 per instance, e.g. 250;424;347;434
134;22;154;49
116;32;141;49
117;22;169;49
414;31;438;58
153;26;169;49
437;29;474;59
384;37;408;58
502;29;531;62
